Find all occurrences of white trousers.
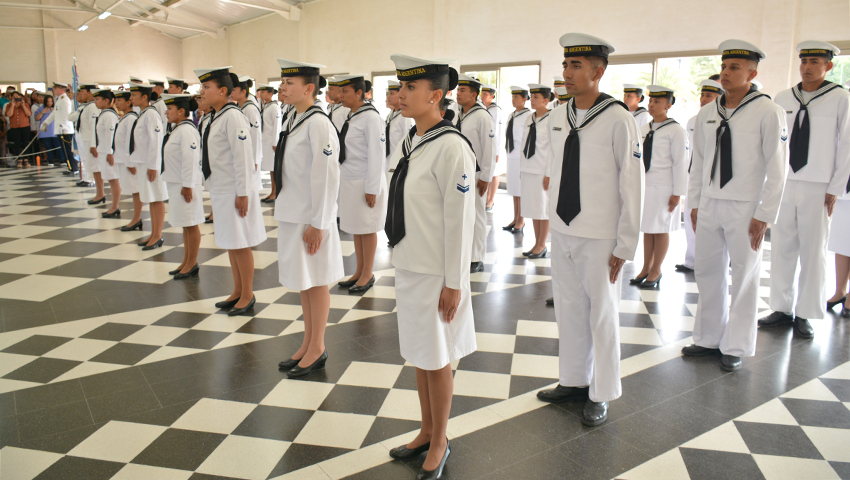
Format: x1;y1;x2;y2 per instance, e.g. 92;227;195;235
769;180;830;320
472;175;487;263
551;232;621;402
683;202;695;269
693;197;762;357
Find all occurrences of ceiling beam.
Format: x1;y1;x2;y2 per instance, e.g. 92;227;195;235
219;0;300;20
77;0;124;30
0;2;96;13
0;24;74;30
125;0;222;37
109;13;216;34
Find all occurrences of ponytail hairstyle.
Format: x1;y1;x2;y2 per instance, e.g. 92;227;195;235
212;73;239;96
149;91;159;101
178;97;199;118
427;67;458;113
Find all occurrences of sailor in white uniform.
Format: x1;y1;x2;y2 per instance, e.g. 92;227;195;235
313;80;328;113
827;171;850;318
326;78;351;132
112;90;143;232
384;80;412;183
129;83;168;251
196;98;215;224
69;83;99;187
149;79;168;128
629;86;688;290
167;77;188;94
503;86;532;234
161;94;204;279
385;54;477;479
623;84;652;130
548;76;565;109
760;41;850;337
520;83;552;259
677;79;723;274
233;75;264;192
536;33;643;428
39;82;77;173
685;40;787;372
257;83;283;203
481;84;503;211
273;59;344;378
90;89;122;217
335;74;386;294
454;74;497;273
195;66;267;316
555;87;573;106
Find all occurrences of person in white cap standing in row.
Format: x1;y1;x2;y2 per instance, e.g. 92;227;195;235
90;89;122;217
623;84;652;129
480;83;502;212
549;77;564;109
233;75;264;193
384;79;412;185
69;83;99;189
502;86;531;234
129;83;168;251
111;90;144;233
149;79;168;127
258;83;283;203
520;83;552;259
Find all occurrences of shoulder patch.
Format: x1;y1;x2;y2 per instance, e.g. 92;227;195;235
109;125;115;131
488;129;495;138
190;141;198;150
633;142;641;159
237;129;247;141
780;127;788;142
456;171;470;193
380;132;386;143
323;143;333;156
154;125;161;132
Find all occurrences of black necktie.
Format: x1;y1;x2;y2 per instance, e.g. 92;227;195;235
385;111;396;157
505;109;527;153
642;120;677;172
94;115;100;147
273;113;296;197
201;108;216;180
75;104;85;132
710;86;765;188
556;94;625;226
128;108;147;155
523;115;537;159
789;81;839;173
337;104;376;164
160;131;171;174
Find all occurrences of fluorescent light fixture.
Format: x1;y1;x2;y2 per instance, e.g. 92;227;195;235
78;25;89;31
98;11;111;19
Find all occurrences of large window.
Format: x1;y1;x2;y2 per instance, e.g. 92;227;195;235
371;73;395;119
599;63;654;101
827;55;850;86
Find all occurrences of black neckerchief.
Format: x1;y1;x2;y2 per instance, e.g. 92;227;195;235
161;120;195;174
338;103;379;164
556;93;628;226
114;111;138;152
201;104;239;180
711;85;768;188
385;120;474;247
642;118;678;172
632;107;647;117
129;106;157;155
385;109;402;157
456;103;486;132
506;108;529;153
273;105;331;196
75;101;93;132
523;110;550;159
789;80;841;173
94;109;118;150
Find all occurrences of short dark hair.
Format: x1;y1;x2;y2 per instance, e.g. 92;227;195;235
589;56;609;69
708;74;720;81
212;73;238;96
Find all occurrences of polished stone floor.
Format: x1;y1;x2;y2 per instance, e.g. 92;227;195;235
0;165;848;480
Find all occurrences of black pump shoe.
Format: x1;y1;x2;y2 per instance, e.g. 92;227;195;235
101;209;120;218
204;216;214;224
349;276;376;294
87;196;106;205
215;298;239;310
639;274;662;289
137;238;151;247
502;223;516;231
827;296;846;311
287;350;328;378
141;238;164;251
337;278;359;288
527;247;547;259
629;275;648;286
470;262;484;273
510;225;524;234
389;441;430;460
174;264;199;279
278;357;303;370
121;220;142;232
415;441;450;480
168;266;183;275
227;296;256;316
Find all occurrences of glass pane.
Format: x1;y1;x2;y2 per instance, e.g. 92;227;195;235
826;55;850;86
599;63;653;101
20;82;46;94
655;56;722;125
371;75;395;119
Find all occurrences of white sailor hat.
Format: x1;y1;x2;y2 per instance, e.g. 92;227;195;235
559;32;615;59
510;85;528;96
129;83;155;92
129;76;143;83
162;93;193;107
52;81;69;88
647;85;675;103
481;84;496;94
237;75;252;83
333;74;366;87
166;76;187;85
78;83;99;90
751;80;763;90
256;83;276;92
719;39;765;62
37;90;50;96
148;79;166;86
113;90;131;100
457;74;482;89
797;41;840;59
699;79;724;94
527;83;551;95
278;59;325;77
553;77;565;87
555;87;572;101
387;80;401;91
92;88;114;99
623;84;644;94
194;67;234;82
391;54;455;83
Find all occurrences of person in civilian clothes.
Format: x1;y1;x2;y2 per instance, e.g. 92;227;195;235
113;91;143;232
520;84;552;258
90;89;122;217
258;84;283;203
130;84;168;250
502;86;532;233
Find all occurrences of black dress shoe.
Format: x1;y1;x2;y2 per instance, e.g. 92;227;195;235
639;274;662;289
75;180;87;186
137;238;150;246
338;278;359;288
545;297;554;307
121;220;143;232
793;317;814;338
485;204;494;212
168;266;183;275
174;264;199;280
527;247;547;259
470;262;484;273
141;238;164;251
87;196;106;205
287;350;328;378
682;344;720;356
101;209;120;218
536;385;589;403
261;196;276;203
582;399;609;426
720;354;742;372
278;357;303;370
758;311;794;327
502;223;516;231
522;250;532;257
629;275;648;286
227;296;256;316
675;264;694;273
204;216;214;224
415;441;450;480
510;225;524;234
389;441;430;459
349;276;376;294
215;298;239;310
827;296;846;311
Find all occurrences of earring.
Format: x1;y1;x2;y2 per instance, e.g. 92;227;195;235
430;100;434;104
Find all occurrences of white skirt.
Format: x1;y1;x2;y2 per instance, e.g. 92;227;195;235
641;184;681;233
506;155;522;197
118;164;138;194
81;144;99;174
277;221;345;291
396;268;476;370
339;178;388;234
166;183;205;228
261;143;275;172
137;168;169;204
520;172;549;220
211;190;267;249
98;155;119;181
828;199;850;256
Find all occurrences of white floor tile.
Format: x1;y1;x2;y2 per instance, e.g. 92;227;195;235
0;353;37;377
0;214;52;226
212;333;271;349
135;346;206;365
752;454;840;480
649;314;695;332
196;435;290;480
0;254;77;274
515;320;559;339
337;362;403;389
619;448;691;480
0;238;67;254
68;421;167;463
171;398;257;434
191;314;252;333
204;250;278;269
111;464;193;480
99;261;182;284
0;274;92;302
41;338;117;361
735;398;799;425
474;332;516;354
681;421;750;453
376;388;421;421
0;446;64;480
0;224;58;237
86;243;174;261
780;379;840;402
619;327;664;346
255;303;303;321
75;229;148;243
452;370;511;399
120;325;189;346
50;362;126;383
802;426;850;462
294;411;375;449
509;353;559;379
821;362;850;380
260;379;335;410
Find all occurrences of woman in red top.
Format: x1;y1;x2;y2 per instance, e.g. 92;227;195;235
4;91;33;167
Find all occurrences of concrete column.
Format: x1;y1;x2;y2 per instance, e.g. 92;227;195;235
758;0;799;95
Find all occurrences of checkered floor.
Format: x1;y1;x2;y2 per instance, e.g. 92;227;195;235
0;164;844;480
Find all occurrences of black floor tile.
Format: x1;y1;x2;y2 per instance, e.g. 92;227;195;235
341;459;414;480
352;297;396;312
3;357;82;383
504;404;584;447
32;455;124;480
80;322;145;341
361;417;421;447
121;399;198;427
780;397;850;428
29;228;103;241
14;379;85;415
78;366;147;399
829;461;850;479
0;413;18;447
734;420;823;459
17;424;102;454
88;343;159;365
274;292;302;305
231;405;314;442
138;355;200;385
449;395;500;418
488;448;589;480
552;429;653;480
455;418;552;470
236;317;291;336
508;375;557;398
601;412;694;458
2;334;72;355
642;396;731;437
131;428;227;470
513;335;558;356
149;373;225;407
206;361;284;393
16;400;93;442
36;241;110;257
167;330;230;350
820;378;850;402
153;311;210;328
679;447;766;480
0;391;15;417
319;384;390;416
86;384;162;424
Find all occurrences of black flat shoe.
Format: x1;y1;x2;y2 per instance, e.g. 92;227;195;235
141;238;164;251
470;261;484;273
228;296;256;316
758;311;794;327
537;385;589;403
639;274;662;289
87;196;106;205
278;357;303;370
681;344;720;356
338;278;359;288
502;223;516;231
287;350;328;378
121;220;142;232
582;400;608;426
545;297;554;307
215;298;239;310
510;225;524;234
261;197;276;203
101;209;120;218
629;275;648;286
527;247;547;259
415;441;450;480
204;216;214;224
349;276;376;294
389;441;430;459
174;264;199;280
720;354;742;372
675;264;694;273
827;296;846;311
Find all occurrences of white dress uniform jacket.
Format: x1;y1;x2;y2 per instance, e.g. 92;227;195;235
240;101;263;191
133;106;168;203
631;108;652;130
71;102;99;176
94;109;120;181
163;120;204;228
385;109;412;162
339;104;386;234
487;102;505;171
505;108;532;197
681;115;698;268
520;111;552;220
41;94;74;134
114;112;139;194
260;101;282;172
639;119;689;233
152;98;168;130
328;103;350;132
